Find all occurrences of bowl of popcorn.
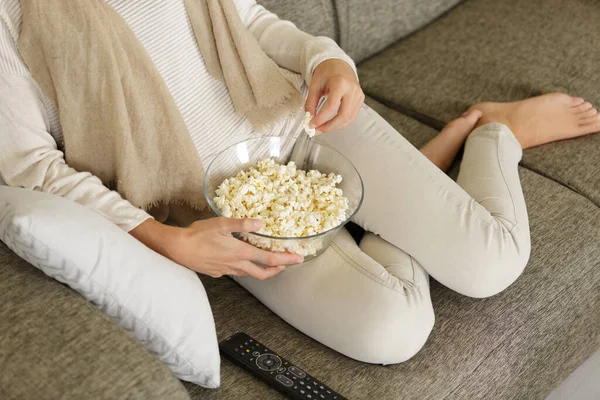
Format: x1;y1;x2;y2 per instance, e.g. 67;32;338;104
203;136;364;263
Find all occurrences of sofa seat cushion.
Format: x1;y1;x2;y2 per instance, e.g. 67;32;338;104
358;0;600;206
186;107;600;399
0;243;190;400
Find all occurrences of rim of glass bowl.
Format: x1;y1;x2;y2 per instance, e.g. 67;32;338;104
203;136;365;241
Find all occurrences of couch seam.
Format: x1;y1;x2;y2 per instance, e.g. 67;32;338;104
328;0;341;44
519;162;600;208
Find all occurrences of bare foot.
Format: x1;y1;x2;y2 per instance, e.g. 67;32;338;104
420;109;482;172
468;93;600;149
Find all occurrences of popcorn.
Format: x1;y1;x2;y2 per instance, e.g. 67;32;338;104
213;158;349;257
303;111;316;137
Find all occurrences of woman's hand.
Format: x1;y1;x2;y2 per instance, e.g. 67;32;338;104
304;59;365;135
130;218;303;280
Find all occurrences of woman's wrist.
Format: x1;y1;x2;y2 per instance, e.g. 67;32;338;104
129;218;183;261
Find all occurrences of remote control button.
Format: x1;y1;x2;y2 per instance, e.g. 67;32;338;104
249;358;254;362
289;366;306;378
300;390;305;395
313;390;319;395
277;367;286;373
307;395;312;399
313;381;318;386
249;339;253;342
307;385;312;390
319;386;324;390
276;374;293;387
288;366;307;378
294;386;298;390
320;395;325;399
299;381;305;386
256;354;282;371
252;351;260;357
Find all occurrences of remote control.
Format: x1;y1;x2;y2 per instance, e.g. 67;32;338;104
219;332;347;400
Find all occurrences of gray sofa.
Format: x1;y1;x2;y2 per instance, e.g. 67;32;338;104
1;0;599;399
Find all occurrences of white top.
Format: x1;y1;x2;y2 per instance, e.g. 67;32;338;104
0;0;355;231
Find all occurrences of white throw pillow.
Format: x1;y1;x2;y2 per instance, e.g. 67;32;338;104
0;186;220;388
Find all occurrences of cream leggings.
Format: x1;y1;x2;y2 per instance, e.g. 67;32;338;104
233;104;531;364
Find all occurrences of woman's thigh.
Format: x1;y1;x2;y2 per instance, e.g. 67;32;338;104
314;104;530;298
233;228;434;365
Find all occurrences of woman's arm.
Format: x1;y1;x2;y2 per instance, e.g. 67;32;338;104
0;74;152;232
236;0;356;85
236;1;365;134
0;14;150;232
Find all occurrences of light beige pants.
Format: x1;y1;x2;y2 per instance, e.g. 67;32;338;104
234;104;531;364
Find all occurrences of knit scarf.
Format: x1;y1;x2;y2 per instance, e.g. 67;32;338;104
18;0;304;216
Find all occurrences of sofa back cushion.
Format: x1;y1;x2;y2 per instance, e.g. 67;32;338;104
336;0;463;62
258;0;338;41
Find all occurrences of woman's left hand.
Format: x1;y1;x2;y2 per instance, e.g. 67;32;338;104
304;59;365;135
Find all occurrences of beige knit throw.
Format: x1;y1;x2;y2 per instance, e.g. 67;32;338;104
18;0;304;215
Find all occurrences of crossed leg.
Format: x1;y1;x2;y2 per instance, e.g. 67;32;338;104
234;93;598;363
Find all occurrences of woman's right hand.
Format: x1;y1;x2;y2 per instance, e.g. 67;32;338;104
130;217;303;280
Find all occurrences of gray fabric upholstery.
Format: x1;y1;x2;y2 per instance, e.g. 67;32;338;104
1;2;599;399
357;0;600;206
258;0;338;41
336;0;463;63
0;242;190;400
187;104;600;399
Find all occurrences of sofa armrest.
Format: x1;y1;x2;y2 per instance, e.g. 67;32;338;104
0;242;190;400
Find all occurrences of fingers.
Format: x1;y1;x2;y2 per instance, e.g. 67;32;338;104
216;217;263;234
233;260;286;280
238;241;303;266
310;89;343;129
315;91;359;134
305;80;325;116
225;268;249;277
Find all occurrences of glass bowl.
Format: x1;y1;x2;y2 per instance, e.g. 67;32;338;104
203;136;364;264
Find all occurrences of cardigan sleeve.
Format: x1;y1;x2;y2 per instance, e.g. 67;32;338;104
0;13;151;232
236;0;357;86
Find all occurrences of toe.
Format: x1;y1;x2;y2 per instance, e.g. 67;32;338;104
572;101;593;114
578;114;600;127
464;109;483;126
570;97;586;107
577;108;598;119
577;116;600;134
444;110;482;133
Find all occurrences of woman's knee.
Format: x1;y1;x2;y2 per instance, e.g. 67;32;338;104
341;299;435;365
453;238;531;298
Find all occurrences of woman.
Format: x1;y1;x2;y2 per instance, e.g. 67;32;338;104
0;0;598;365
